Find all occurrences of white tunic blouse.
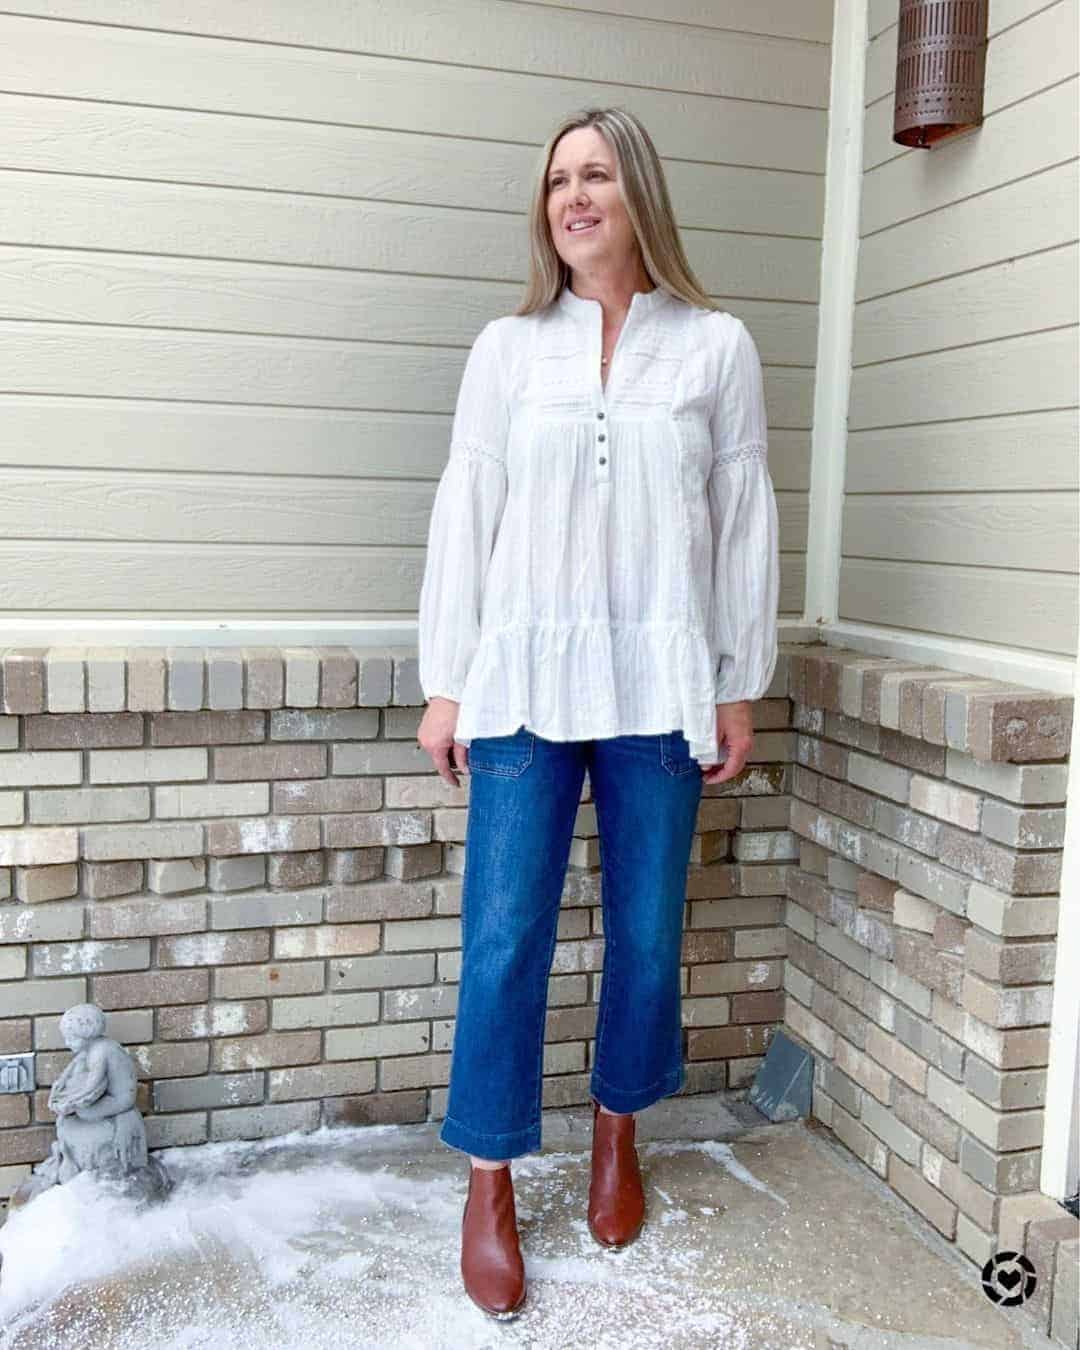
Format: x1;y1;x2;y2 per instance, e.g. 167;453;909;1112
417;282;781;767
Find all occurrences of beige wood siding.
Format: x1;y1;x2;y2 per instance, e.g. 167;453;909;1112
0;1;830;625
844;0;1079;656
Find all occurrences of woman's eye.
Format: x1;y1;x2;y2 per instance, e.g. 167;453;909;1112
549;172;606;188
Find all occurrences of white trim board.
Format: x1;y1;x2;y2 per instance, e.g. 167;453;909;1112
0;619;424;650
814;620;1076;695
0;618;820;651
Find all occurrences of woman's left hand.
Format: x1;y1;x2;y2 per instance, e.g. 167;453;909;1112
701;700;754;785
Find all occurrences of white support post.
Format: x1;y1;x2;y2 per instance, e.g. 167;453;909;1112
803;0;868;630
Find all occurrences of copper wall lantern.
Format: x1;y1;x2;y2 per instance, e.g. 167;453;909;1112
893;0;989;148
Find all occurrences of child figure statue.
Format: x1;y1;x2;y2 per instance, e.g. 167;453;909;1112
10;1003;171;1211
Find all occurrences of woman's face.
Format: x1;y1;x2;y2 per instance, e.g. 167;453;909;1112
545;126;638;280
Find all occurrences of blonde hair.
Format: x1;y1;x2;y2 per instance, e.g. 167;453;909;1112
515;106;722;317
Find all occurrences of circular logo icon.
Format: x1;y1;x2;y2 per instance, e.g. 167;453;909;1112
981;1250;1037;1306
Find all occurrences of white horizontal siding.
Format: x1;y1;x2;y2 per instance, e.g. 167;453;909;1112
0;14;827;169
0;2;829;629
0;464;814;553
0;174;822;296
837;560;1076;651
3;2;831;99
0;541;809;620
843;0;1080;658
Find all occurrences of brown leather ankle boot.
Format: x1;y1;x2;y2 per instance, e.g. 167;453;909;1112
460;1163;527;1319
588;1097;645;1248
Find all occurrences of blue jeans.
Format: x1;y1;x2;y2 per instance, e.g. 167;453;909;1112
439;725;704;1161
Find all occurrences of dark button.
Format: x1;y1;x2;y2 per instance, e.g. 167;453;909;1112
598;434;606;442
596;411;605;420
598;457;607;465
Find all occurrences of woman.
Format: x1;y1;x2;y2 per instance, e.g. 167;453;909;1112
416;106;780;1320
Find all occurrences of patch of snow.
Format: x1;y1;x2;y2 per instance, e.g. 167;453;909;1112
0;1127;799;1349
658;1207;689;1225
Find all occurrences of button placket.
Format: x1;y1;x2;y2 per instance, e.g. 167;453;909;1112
593;338;610;485
577;288;652;485
594;305;631;485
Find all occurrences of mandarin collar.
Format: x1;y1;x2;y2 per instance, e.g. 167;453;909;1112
557;282;670;321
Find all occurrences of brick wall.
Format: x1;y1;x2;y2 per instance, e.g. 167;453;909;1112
1;640;1075;1338
781;645;1076;1343
0;643;795;1199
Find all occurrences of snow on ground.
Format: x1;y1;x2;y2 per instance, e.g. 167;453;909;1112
0;1123;806;1350
0;1121;1031;1350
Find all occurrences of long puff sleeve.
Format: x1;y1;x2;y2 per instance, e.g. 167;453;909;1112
706;316;781;704
417;319;510;703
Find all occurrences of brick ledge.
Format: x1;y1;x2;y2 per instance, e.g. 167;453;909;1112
785;643;1073;764
0;645;423;715
0;641;1072;764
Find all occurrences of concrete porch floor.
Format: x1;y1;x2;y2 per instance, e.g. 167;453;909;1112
0;1092;1059;1349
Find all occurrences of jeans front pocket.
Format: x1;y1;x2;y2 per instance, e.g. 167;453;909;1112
467;725;535;778
659;729;700;777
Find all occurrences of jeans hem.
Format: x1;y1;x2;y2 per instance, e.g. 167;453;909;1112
438;1112;541;1161
590;1062;685;1114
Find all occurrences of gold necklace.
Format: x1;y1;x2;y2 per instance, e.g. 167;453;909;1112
602;318;626;368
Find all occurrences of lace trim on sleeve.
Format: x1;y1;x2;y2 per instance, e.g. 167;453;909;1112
449;438;506;469
713;440;767;469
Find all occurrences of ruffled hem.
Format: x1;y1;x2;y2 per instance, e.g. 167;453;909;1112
453;621;723;766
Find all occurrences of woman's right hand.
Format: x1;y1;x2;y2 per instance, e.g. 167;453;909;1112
417;696;470;787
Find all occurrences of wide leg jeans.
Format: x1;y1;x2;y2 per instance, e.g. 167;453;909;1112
438;725;704;1161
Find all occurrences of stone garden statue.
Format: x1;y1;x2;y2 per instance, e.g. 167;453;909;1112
10;1003;171;1211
